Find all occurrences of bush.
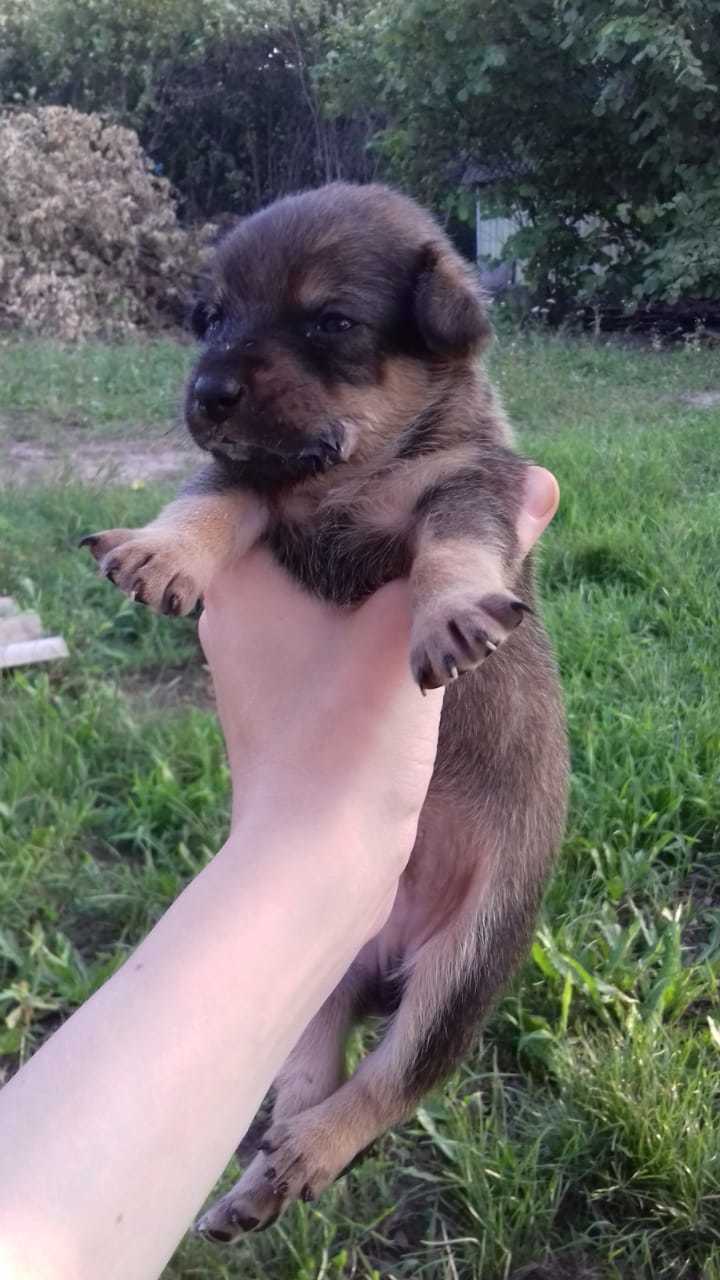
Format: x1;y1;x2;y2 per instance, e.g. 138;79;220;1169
322;0;720;308
0;105;200;339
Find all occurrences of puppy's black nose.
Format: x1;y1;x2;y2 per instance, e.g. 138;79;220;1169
194;373;243;423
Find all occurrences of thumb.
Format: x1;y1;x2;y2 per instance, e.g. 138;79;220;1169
517;467;559;558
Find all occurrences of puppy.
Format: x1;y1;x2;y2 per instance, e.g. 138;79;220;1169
82;183;568;1241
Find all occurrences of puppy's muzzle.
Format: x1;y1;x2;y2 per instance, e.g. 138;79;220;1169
233;426;346;482
193;372;245;425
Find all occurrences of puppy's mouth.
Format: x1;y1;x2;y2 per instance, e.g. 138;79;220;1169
201;422;353;491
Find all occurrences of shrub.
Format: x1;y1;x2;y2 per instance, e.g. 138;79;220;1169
0;105;200;339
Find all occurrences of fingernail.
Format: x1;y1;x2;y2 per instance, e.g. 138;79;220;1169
525;467;558;519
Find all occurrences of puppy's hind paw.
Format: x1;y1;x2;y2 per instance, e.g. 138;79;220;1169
195;1161;282;1244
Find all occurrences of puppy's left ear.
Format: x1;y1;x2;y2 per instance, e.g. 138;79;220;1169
414;243;492;355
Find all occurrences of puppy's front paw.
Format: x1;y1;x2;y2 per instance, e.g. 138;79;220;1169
410;592;530;691
80;528;201;616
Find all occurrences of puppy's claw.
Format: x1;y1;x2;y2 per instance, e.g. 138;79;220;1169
162;588;181;617
78;527;136;565
232;1214;261;1233
201;1227;234;1243
479;593;532;631
195;1192;278;1242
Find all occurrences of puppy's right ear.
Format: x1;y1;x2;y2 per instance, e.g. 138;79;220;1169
414;243;492;356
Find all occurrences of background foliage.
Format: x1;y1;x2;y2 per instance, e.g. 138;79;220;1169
2;0;719;311
322;0;720;306
0;105;199;337
0;0;377;220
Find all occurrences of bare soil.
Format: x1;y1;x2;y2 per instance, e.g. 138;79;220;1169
118;664;216;715
674;390;720;409
1;418;194;487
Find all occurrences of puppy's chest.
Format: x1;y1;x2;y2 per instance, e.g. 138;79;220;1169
264;507;412;605
260;446;472;604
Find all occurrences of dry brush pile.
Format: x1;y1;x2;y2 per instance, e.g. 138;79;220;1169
0;106;208;339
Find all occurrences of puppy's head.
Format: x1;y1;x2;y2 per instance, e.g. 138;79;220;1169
186;184;491;489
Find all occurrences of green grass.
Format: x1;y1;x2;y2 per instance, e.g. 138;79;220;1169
0;334;192;434
2;333;720;1278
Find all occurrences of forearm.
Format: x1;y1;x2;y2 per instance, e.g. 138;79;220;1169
0;814;370;1280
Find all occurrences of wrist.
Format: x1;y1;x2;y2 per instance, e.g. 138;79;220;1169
221;801;399;953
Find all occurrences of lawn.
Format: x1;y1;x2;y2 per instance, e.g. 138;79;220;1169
1;332;720;1279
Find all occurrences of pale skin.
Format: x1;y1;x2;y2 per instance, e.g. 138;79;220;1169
0;468;558;1280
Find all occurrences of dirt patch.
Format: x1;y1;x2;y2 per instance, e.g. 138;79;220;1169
676;390;720;409
679;862;720;962
1;418;194;487
118;663;216;715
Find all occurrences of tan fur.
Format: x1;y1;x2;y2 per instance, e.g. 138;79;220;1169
331;356;433;445
411;535;507;606
295;442;483;533
294;265;341;311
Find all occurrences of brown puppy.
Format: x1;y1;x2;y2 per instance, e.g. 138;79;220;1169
81;183;568;1241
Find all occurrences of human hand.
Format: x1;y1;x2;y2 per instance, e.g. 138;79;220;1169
199;548;440;936
198;466;558;935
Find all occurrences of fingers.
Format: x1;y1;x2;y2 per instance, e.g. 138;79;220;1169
198;549;330;667
517;466;559;559
197;607;209;660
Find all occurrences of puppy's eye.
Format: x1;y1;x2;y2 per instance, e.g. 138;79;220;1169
191;301;223;340
318;313;355;335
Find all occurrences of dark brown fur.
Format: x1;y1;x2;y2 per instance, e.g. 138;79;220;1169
81;182;568;1241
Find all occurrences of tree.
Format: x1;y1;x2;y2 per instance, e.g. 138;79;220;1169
0;0;377;219
320;0;720;304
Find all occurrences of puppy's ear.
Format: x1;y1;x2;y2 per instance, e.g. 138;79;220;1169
414;243;491;355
